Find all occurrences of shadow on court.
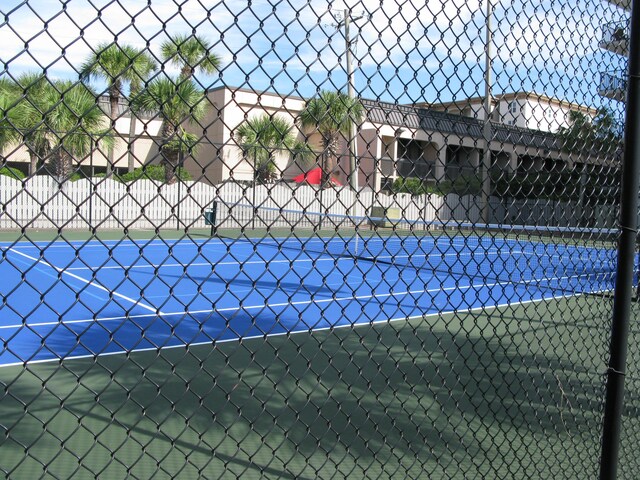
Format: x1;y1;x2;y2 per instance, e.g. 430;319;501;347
0;295;623;479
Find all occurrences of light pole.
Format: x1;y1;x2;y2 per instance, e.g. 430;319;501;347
335;9;363;191
481;0;493;224
176;150;183;231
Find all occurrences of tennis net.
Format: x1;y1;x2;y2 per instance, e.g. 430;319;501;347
212;202;623;293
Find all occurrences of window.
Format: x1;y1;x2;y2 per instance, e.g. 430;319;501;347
380;157;394;176
381;177;394;192
509;101;518;113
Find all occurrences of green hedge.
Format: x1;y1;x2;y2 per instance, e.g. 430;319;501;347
438;175;482;196
0;166;26;179
118;165;192;182
391;176;483;196
492;171;619;203
391;177;440;196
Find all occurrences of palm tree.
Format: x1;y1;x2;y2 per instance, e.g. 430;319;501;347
44;81;113;181
0;74;54;175
125;50;157;173
160;34;222;80
235;114;311;183
298;90;364;187
0;78;27;157
81;43;157;173
131;75;207;184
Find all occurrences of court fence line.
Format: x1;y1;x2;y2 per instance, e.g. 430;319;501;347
0;175;618;231
0;1;637;479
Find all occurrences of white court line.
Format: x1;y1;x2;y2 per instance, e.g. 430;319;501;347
60;249;530;272
0;235;533;249
0;271;598;330
5;248;164;316
0;282;475;329
0;288;605;368
58;248;611;274
0;237;215;249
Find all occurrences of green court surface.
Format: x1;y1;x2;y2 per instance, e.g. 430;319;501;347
2;294;630;479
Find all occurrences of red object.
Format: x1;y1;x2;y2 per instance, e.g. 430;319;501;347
292;168;342;186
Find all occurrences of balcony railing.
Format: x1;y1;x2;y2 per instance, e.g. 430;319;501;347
598;70;627;101
602;20;629;43
605;0;632;11
600;20;630;55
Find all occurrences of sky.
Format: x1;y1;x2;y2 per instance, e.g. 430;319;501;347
0;0;630;115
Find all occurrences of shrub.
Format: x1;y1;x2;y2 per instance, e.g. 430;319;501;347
491;172;593;202
439;175;483;196
0;166;26;179
391;177;438;196
118;164;192;183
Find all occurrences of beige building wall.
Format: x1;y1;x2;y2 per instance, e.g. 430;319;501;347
188;87;309;184
426;92;598;133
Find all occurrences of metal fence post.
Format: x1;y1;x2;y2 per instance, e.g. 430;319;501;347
599;0;640;477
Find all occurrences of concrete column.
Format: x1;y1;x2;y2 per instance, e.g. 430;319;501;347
469;149;481;169
434;145;447;182
508;152;517;172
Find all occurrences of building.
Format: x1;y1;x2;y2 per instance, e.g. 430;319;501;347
183;87;602;192
194;87;610;194
355;98;594;192
2;85;608;191
421;93;598;132
598;0;630;101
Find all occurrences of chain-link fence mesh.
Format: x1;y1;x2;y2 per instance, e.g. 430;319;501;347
0;0;638;478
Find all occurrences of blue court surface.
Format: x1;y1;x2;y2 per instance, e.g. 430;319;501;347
0;234;617;366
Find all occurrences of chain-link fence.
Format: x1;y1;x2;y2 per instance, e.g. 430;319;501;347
1;0;638;478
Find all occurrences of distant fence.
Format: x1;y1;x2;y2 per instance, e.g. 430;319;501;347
0;176;617;230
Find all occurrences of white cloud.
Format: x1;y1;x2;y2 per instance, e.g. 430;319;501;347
1;0;237;78
0;0;623;104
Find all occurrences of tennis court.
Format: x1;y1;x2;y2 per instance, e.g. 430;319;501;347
0;225;619;367
0;279;619;479
4;0;640;476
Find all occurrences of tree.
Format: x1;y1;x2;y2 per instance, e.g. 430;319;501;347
0;75;111;179
160;34;222;80
235;114;311;183
558;108;622;156
543;108;622;223
1;73;54;175
43;81;113;181
0;77;26;155
81;43;157;173
131;76;207;184
298;90;364;187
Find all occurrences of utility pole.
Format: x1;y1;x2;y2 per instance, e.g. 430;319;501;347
481;0;493;224
335;9;363;191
